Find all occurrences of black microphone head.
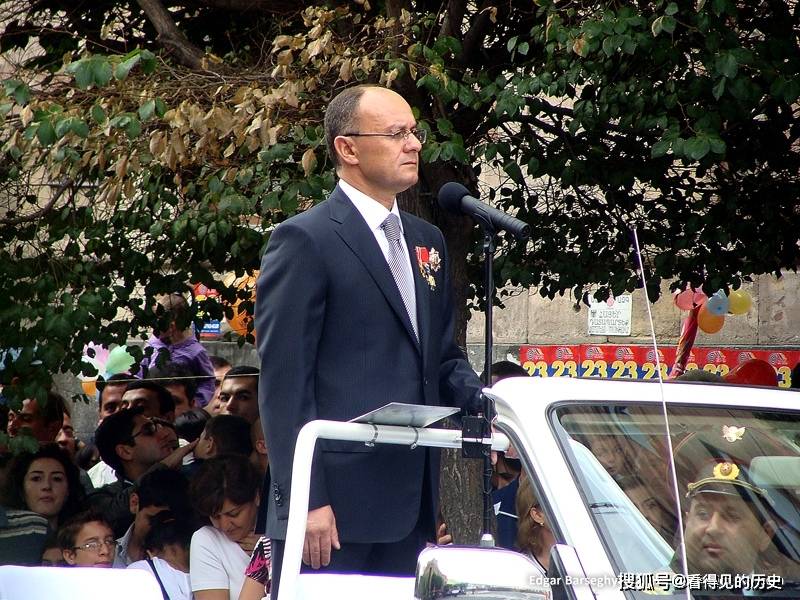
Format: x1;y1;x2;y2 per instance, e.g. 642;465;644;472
437;182;471;214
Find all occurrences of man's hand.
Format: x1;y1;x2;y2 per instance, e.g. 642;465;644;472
159;439;198;470
303;505;340;569
436;522;452;545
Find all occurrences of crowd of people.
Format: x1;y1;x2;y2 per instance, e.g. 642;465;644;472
0;294;272;600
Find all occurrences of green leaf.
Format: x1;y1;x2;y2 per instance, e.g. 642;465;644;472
3;79;31;105
661;15;676;33
718;53;738;78
436;118;454;137
138;99;155;121
140;50;157;74
92;58;113;87
154;98;167;118
665;2;679;15
55;117;72;138
208;176;223;194
70;61;94;90
651;139;671;158
124;117;141;139
71;119;89;138
114;55;140;81
685;137;710;160
507;36;518;52
712;78;726;99
517;42;530;56
708;137;726;154
651;16;664;36
91;104;107;124
37;119;56;146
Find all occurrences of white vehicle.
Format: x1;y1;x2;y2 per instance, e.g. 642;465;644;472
278;376;800;600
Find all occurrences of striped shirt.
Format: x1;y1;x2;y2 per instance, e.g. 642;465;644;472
0;506;48;565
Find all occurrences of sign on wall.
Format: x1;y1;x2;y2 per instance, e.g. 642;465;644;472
518;344;800;388
587;295;632;336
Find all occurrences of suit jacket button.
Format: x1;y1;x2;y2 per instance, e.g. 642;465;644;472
424;378;429;385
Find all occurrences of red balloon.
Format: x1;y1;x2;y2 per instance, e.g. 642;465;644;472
724;359;778;387
692;290;708;307
675;290;694;311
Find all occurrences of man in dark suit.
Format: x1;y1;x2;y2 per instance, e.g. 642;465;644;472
255;84;483;585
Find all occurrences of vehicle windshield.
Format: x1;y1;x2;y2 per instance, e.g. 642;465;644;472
555;402;800;597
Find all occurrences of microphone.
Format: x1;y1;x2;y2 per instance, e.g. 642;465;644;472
438;182;531;240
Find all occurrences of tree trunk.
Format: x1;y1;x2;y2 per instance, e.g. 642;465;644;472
399;162;487;545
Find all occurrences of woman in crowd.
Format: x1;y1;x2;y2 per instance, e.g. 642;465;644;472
57;510;116;567
189;454;261;600
516;471;555;574
4;444;85;531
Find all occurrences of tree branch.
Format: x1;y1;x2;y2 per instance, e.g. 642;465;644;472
0;180;70;226
182;0;299;12
440;0;467;40
135;0;210;70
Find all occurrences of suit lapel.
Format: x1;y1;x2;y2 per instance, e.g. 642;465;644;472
330;188;422;353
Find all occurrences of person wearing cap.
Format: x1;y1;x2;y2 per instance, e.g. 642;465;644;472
683;460;776;577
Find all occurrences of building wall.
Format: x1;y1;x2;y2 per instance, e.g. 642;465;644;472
62;272;800;440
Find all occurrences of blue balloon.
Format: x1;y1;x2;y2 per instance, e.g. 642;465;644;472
706;290;729;316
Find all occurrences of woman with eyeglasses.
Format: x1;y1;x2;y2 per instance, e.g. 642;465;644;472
515;471;555;574
57;510;116;567
3;443;85;533
189;454;262;600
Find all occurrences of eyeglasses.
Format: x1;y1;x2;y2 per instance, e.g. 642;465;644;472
73;538;116;553
343;128;427;144
131;418;164;440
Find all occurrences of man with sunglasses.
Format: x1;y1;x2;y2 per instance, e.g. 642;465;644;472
256;85;483;592
89;406;196;537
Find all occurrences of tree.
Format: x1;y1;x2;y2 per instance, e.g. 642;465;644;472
1;0;798;536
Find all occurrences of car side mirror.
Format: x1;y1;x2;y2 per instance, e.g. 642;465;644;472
414;545;551;599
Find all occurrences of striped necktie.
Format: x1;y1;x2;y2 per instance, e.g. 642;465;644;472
382;213;418;340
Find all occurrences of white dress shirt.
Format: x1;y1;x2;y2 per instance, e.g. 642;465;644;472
338;179;416;281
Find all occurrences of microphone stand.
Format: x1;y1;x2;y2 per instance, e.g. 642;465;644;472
478;217;497;546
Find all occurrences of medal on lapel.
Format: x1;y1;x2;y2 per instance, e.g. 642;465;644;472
415;246;441;290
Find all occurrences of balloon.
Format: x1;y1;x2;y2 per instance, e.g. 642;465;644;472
84;342;109;367
106;345;135;375
705;289;729;316
697;305;724;333
692;290;708;307
724;359;777;387
227;302;254;338
674;290;695;311
728;290;752;315
81;379;97;396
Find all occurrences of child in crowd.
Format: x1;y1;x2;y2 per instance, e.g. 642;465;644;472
58;511;116;567
128;511;193;600
142;293;215;408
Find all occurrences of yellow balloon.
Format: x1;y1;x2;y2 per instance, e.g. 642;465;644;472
81;379;97;396
728;290;752;315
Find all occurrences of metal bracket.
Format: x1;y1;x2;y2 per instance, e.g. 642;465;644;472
364;423;379;447
410;427;420;450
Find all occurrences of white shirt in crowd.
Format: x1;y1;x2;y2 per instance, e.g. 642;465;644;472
128;556;192;600
189;525;249;600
